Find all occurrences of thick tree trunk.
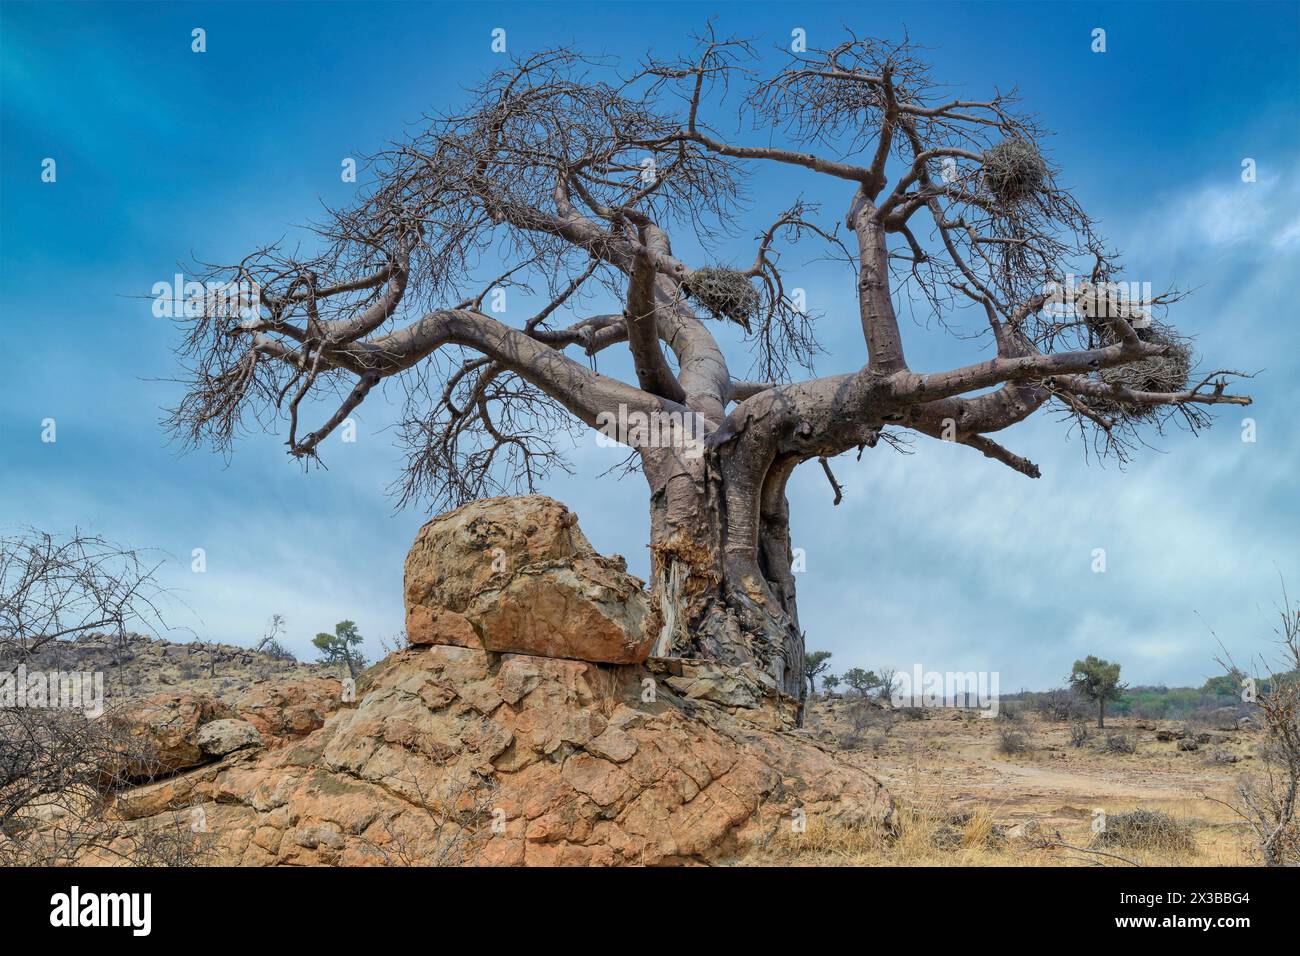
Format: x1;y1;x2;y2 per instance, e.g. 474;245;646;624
642;446;806;701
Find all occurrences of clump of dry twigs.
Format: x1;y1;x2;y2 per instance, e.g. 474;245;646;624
1212;583;1300;866
681;266;760;330
982;137;1047;204
1096;322;1193;417
1092;809;1195;854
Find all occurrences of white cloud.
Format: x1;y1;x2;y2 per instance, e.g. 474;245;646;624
1271;216;1300;250
784;398;1297;691
1134;172;1300;257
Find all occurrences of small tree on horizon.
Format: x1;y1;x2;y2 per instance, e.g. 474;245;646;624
842;667;878;698
313;620;367;679
254;613;296;663
1069;655;1126;728
873;666;900;705
804;650;832;698
1202;669;1248;698
822;673;841;695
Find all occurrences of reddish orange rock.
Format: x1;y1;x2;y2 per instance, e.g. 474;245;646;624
403;496;653;664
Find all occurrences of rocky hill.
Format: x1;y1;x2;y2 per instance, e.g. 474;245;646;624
18;630;335;704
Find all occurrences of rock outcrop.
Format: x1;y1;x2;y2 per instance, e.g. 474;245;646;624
404;495;653;664
233;678;343;745
105;680;344;783
78;496;891;866
16;630;331;703
94;644;890;865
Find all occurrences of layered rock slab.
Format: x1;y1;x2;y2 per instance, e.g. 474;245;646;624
404;495;653;664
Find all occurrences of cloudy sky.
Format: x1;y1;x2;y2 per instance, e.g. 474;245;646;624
3;1;1297;690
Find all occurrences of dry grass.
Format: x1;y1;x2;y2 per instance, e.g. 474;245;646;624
750;790;1023;866
746;704;1263;866
747;791;1252;867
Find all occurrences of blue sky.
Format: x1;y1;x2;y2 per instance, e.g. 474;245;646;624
2;1;1297;690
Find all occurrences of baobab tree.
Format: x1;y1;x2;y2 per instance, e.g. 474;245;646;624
167;32;1251;699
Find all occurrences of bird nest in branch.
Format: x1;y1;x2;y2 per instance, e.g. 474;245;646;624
681;266;759;330
1089;320;1193;421
982;138;1048;205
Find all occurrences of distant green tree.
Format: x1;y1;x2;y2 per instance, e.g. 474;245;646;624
804;650;833;697
1069;656;1126;728
822;673;841;695
1202;670;1245;698
313;620;367;679
842;667;878;698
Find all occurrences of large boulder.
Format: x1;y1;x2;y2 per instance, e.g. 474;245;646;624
108;692;233;777
404;496;652;664
196;718;264;757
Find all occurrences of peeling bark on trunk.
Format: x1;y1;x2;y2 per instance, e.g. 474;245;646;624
643;447;805;702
